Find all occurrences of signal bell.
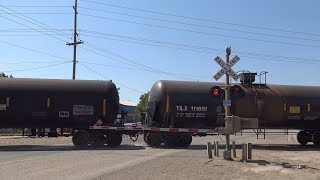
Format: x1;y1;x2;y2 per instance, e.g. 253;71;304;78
210;86;224;98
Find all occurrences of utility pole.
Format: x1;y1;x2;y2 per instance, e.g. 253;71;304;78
67;0;83;80
225;46;231;151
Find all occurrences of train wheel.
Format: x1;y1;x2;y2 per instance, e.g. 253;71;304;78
106;132;122;146
146;132;161;147
297;130;309;146
312;131;320;146
164;134;178;147
143;133;151;145
91;132;106;147
177;133;192;147
72;130;92;148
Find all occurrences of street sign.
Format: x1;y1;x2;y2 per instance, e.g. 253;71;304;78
223;100;232;106
213;55;240;81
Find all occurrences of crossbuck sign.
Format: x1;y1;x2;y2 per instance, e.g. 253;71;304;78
213;55;240;81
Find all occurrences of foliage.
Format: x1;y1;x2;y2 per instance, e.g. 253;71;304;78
135;92;149;121
0;72;13;78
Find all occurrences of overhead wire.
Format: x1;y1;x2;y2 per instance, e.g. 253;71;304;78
80;30;320;64
3;6;71;8
83;42;205;80
0;5;150;94
79;63;145;94
3;61;71;73
0;12;73;14
80;0;320;37
79;13;320;48
79;44;196;80
0;40;71;61
78;6;320;43
0;5;72;40
80;61;209;79
0;13;69;42
0;61;71;65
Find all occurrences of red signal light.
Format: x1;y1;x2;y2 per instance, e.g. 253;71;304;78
210;86;223;98
230;85;244;97
232;88;239;95
213;89;219;96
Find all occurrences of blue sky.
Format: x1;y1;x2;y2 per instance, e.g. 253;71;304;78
1;0;320;103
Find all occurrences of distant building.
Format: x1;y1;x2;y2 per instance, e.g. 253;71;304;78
119;101;137;123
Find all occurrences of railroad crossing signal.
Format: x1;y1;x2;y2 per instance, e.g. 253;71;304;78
213;55;240;81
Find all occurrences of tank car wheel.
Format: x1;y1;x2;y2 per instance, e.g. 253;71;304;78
146;132;162;147
297;130;309;146
106;132;122;147
72;130;92;148
91;132;106;147
164;134;178;147
177;133;192;147
143;133;151;145
312;131;320;146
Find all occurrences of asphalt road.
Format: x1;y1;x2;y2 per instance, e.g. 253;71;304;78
1;131;320;180
0;136;184;180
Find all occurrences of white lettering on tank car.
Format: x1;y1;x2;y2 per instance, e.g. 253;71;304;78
176;106;188;111
73;105;94;115
288;116;300;120
304;116;318;120
216;106;223;113
191;106;208;112
59;111;70;118
0;104;6;111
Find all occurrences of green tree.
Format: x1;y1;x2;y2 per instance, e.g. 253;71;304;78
135;92;149;122
0;72;13;78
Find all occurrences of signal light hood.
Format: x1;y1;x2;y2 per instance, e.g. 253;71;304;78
240;73;257;84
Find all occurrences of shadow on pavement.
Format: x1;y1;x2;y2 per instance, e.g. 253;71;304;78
162;143;320;151
252;144;320;151
0;144;145;151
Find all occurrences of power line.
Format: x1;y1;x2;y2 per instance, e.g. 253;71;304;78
78;6;320;43
3;6;71;8
0;40;71;61
0;5;72;40
0;28;72;32
82;43;197;80
80;61;209;79
79;13;320;48
79;44;192;80
79;0;320;38
79;63;145;94
3;61;71;73
0;10;69;42
0;34;70;36
0;61;70;65
80;31;320;64
0;13;73;14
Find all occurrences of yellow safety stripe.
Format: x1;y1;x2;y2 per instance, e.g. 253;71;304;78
6;97;10;107
283;99;286;112
166;96;170;113
47;98;51;108
103;98;107;117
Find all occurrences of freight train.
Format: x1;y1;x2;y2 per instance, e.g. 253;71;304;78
0;78;122;146
145;73;320;146
0;73;319;148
